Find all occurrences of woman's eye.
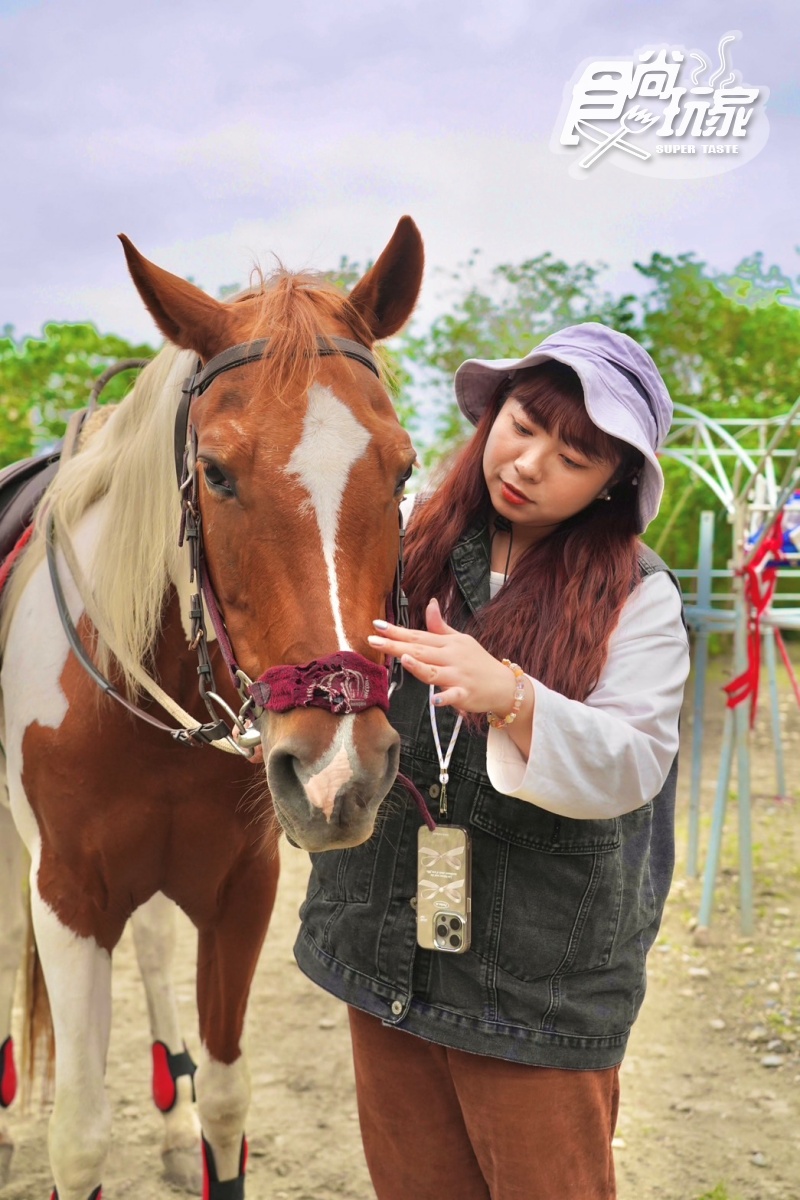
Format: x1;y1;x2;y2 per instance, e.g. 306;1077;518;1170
203;462;235;496
512;420;531;436
561;455;585;470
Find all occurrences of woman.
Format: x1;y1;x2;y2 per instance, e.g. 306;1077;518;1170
295;322;690;1199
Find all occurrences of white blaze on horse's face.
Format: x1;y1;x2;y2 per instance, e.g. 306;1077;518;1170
304;734;354;820
283;383;371;651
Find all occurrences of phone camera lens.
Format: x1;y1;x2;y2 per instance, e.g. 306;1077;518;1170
449;934;461;948
436;923;448;938
449;917;461;931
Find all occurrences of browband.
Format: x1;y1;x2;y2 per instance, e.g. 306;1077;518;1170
191;335;380;395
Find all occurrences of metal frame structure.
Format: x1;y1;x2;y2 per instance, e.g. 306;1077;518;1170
660;401;800;935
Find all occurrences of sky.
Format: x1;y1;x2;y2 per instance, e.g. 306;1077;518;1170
1;0;797;345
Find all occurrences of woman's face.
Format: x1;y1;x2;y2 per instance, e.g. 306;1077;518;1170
482;396;618;546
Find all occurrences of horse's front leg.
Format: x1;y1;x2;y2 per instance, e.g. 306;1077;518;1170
30;856;112;1200
195;853;279;1198
0;795;26;1188
131;891;201;1192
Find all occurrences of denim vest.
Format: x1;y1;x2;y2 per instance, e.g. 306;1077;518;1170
295;522;680;1070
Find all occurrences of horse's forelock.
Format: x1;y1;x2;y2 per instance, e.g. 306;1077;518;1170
228;270;380;404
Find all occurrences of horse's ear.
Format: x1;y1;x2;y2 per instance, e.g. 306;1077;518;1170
348;217;424;342
118;235;233;361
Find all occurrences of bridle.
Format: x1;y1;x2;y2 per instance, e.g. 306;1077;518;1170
45;333;434;827
174;334;409;750
46;335;406;751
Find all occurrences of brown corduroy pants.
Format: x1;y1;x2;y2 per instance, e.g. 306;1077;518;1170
348;1007;620;1200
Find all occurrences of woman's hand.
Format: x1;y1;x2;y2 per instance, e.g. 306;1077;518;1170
368;598;519;717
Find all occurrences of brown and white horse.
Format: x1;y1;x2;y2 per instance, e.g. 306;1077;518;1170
0;217;423;1199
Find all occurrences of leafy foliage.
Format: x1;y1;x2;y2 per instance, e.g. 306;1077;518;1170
633;253;800;568
0;323;154;468
2;249;798;574
634;251;800;418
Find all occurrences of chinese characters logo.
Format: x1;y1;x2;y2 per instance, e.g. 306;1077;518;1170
552;32;769;178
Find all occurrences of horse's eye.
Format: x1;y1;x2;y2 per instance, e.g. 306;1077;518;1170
202;462;235;497
395;464;414;497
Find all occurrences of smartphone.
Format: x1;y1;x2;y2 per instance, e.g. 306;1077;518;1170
416;825;472;953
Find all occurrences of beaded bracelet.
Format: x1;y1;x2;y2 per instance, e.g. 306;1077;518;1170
487;660;526;729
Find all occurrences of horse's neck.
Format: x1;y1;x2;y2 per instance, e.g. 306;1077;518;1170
61;498;222;719
63;496;212;664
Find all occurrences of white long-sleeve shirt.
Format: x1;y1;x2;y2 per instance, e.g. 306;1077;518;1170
487;569;690;819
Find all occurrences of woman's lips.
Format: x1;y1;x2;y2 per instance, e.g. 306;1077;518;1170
501;481;530;506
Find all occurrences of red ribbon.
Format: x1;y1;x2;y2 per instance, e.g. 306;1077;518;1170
724;513;785;727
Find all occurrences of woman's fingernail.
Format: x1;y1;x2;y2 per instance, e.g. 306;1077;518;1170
373;619;389;630
433;695;443;706
367;635;385;647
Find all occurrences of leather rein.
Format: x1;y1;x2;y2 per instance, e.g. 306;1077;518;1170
46;336;408;758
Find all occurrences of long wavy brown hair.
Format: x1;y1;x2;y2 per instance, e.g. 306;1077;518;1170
404;361;645;701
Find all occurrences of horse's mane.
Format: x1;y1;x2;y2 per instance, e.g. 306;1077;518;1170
0;270;376;693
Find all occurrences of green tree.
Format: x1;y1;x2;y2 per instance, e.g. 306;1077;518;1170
634;251;800;417
0;323;154;468
634;252;800;567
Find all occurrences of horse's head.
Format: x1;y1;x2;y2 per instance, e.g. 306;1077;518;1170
120;219;424;851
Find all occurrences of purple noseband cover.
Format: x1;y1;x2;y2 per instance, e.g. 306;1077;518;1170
248;652;390;715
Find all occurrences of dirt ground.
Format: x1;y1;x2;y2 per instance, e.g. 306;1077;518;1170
3;657;799;1200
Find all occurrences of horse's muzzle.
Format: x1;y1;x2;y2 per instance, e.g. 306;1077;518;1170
264;708;400;852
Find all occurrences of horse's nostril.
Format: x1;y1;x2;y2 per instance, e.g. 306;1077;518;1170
268;749;304;803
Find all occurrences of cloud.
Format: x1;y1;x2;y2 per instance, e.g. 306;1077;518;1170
0;0;796;342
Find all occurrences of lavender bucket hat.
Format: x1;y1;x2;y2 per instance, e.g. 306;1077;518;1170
454;323;673;533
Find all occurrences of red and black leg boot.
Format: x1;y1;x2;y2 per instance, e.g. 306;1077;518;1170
0;1036;17;1108
151;1040;197;1112
202;1135;247;1200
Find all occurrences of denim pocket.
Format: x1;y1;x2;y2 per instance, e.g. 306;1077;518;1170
470;786;621;852
469;787;622;983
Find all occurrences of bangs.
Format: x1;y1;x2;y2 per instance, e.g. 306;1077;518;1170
509;361;621;465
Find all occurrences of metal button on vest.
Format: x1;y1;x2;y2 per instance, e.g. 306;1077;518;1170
428;784;440;799
391;1000;404;1016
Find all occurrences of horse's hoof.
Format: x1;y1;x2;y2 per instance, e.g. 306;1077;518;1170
162;1145;202;1194
0;1141;14;1189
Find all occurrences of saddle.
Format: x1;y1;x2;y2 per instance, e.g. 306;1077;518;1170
0;449;62;566
0;407;91;593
